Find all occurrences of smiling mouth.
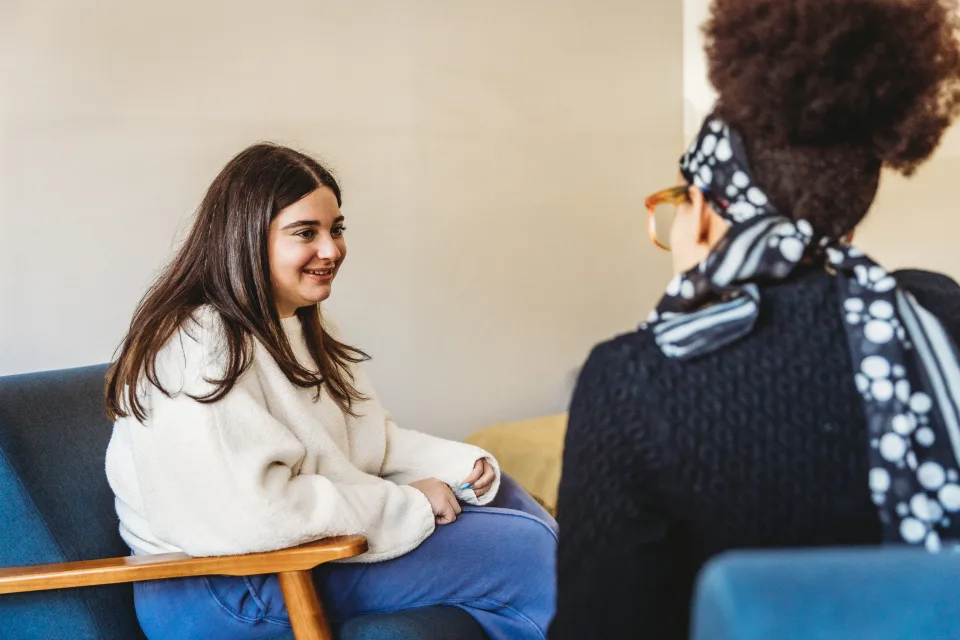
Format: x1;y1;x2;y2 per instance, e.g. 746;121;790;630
303;268;333;277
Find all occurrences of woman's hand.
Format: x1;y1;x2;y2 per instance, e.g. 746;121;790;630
410;477;461;525
461;458;496;497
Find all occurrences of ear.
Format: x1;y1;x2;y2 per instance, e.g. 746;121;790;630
688;186;712;246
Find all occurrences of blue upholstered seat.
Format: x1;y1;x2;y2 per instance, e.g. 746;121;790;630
0;365;486;640
691;547;960;640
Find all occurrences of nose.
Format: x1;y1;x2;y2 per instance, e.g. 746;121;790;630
316;233;341;262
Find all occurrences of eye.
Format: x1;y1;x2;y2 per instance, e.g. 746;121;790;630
295;228;317;240
331;225;347;238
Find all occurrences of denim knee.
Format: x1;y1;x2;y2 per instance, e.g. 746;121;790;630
485;507;558;576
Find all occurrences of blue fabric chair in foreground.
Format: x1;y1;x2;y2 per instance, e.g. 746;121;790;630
691;547;960;640
0;365;487;640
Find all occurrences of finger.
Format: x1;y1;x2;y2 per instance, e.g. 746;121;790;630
439;502;457;524
474;485;489;497
462;459;483;486
442;486;461;514
434;500;451;524
481;464;496;487
474;460;496;488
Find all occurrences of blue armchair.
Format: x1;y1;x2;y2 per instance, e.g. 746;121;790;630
691;547;960;640
0;364;487;640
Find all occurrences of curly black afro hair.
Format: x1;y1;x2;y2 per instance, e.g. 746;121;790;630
703;0;960;238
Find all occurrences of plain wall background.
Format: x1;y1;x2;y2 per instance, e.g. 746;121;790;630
683;0;960;279
0;1;683;439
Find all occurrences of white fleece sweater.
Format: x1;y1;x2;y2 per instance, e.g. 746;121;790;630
105;307;500;562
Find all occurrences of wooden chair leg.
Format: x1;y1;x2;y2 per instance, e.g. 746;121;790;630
278;569;333;640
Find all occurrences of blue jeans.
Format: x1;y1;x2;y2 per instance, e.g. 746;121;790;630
134;475;557;640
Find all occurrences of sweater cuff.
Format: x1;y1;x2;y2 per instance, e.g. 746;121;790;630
402;484;437;537
342;485;436;564
452;452;501;506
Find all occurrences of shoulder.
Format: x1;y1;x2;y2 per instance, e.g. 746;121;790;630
577;328;660;391
569;328;662;435
561;328;671;501
150;305;230;394
165;305;228;361
894;269;960;337
895;268;960;301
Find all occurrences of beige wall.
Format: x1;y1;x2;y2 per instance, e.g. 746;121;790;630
0;1;682;439
683;0;960;279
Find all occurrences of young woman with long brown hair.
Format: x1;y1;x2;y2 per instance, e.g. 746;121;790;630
104;143;557;640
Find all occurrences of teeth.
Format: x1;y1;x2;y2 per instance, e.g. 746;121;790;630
305;269;332;276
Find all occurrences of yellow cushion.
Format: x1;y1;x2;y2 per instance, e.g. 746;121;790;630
466;413;567;514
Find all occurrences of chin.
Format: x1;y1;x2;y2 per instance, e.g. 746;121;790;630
306;285;333;304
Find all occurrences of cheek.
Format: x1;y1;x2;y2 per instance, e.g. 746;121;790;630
266;238;282;281
669;208;705;274
670;207;693;248
269;241;311;280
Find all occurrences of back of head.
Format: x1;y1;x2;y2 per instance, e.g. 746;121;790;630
704;0;960;239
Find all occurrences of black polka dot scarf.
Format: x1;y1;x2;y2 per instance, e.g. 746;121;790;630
647;114;960;550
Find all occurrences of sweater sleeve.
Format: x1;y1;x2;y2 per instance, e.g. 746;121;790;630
127;318;435;561
319;308;500;505
379;417;501;506
549;340;689;640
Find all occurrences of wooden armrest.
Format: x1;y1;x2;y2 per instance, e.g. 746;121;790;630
0;535;367;595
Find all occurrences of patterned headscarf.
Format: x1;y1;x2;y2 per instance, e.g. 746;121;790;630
647;115;960;550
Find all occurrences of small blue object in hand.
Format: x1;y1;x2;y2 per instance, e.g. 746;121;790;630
459;483;474;490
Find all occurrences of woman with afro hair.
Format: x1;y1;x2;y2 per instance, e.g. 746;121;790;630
551;0;960;637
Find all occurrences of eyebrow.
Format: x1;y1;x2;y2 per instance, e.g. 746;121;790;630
281;215;345;230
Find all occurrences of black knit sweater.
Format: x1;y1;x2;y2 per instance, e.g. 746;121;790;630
550;267;960;640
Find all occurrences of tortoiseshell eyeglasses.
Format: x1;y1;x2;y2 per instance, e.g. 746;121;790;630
644;185;690;251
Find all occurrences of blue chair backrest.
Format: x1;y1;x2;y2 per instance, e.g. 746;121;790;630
692;547;960;640
0;364;145;640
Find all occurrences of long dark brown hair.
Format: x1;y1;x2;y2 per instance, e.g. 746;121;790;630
106;143;369;422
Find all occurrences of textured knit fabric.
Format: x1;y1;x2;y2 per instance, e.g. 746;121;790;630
106;307;500;561
550;267;960;640
133;474;556;640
